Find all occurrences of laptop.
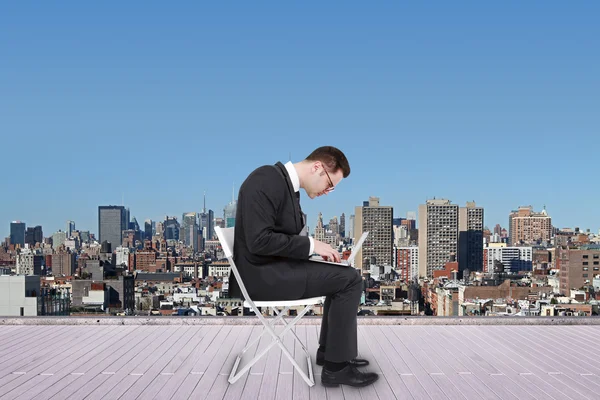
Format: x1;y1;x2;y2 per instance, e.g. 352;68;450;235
309;231;369;267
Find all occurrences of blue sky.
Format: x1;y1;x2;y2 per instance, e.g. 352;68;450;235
1;2;599;239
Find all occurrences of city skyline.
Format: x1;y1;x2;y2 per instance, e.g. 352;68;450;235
3;199;595;243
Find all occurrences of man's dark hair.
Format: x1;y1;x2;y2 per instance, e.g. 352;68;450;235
305;146;351;178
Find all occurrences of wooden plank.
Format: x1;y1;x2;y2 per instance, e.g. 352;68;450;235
0;325;116;400
370;326;429;400
223;325;265;400
83;325;190;400
471;326;589;399
117;326;204;399
275;322;296;400
258;326;284;400
23;325;152;400
290;326;310;400
450;326;568;400
0;325;61;355
426;326;517;400
356;326;383;400
187;326;245;399
168;326;233;399
384;326;447;399
207;326;255;400
359;326;411;400
51;326;175;399
306;324;327;400
10;326;136;400
152;326;222;400
0;325;73;375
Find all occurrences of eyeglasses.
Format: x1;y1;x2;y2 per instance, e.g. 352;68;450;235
322;167;335;193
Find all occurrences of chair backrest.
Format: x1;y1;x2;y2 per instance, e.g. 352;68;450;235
215;226;253;302
216;226;235;258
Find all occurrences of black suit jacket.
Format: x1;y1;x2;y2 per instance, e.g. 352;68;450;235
229;162;311;300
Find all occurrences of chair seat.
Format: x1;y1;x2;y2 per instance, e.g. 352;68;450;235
245;296;325;308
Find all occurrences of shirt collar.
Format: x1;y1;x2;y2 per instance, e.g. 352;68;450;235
284;161;300;192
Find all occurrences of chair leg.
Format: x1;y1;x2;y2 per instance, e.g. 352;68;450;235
228;304;316;386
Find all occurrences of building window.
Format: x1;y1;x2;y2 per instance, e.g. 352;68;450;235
583;262;589;265
583;255;589;259
583;274;589;278
20;307;24;316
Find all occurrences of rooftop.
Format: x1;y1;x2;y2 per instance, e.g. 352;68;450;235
1;317;599;399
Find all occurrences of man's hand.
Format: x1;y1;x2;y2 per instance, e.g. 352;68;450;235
313;240;340;263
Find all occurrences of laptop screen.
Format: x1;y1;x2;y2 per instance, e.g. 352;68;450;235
347;231;369;264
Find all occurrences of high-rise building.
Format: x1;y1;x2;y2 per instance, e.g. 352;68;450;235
51;231;67;250
224;184;238;228
458;202;484;275
25;226;43;247
164;217;180;241
557;246;600;295
10;221;25;248
182;212;199;251
199;192;215;241
347;215;354;241
98;206;127;250
51;251;77;276
144;219;153;241
314;213;325;242
33;226;43;245
396;247;419;281
66;221;75;238
353;197;393;270
224;201;237;228
329;217;339;236
418;199;459;278
129;217;140;232
339;213;346;238
484;244;532;273
509;206;552;246
16;249;43;275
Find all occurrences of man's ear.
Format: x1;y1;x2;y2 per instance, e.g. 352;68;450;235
311;161;320;174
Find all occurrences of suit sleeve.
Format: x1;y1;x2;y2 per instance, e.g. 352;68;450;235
241;178;311;259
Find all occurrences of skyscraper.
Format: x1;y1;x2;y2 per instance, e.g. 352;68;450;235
200;192;215;241
10;221;25;248
314;213;325;241
418;199;459;278
164;217;180;241
52;230;67;250
339;213;346;238
98;206;127;249
353;197;393;270
458;202;484;275
182;212;199;251
509;206;552;246
25;226;42;247
66;221;75;238
347;215;355;241
224;184;237;228
144;219;153;241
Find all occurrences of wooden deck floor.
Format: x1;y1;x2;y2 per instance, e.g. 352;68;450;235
0;324;599;399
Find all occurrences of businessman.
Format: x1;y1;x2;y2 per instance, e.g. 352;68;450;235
229;146;378;387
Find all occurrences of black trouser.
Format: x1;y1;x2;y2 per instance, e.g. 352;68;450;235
301;263;363;363
247;261;363;363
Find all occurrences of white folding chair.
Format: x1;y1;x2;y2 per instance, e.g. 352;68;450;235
215;226;323;387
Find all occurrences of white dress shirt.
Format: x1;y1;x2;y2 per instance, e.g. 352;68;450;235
284;161;314;255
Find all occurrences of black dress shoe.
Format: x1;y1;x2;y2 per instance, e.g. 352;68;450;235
321;364;379;387
316;350;369;367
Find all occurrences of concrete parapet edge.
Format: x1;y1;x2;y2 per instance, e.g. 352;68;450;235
2;316;600;326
